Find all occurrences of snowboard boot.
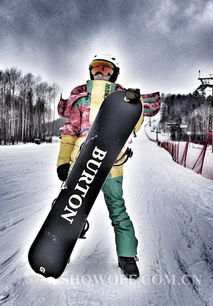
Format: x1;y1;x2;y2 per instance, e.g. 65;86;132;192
118;256;139;278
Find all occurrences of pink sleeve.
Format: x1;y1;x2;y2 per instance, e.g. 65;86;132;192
142;92;161;117
57;84;88;118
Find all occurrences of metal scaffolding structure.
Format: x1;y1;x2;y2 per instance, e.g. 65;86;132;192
193;70;213;95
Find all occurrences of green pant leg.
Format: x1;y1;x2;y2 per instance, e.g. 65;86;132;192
102;174;138;257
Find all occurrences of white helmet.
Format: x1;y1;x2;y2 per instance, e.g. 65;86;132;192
89;53;120;82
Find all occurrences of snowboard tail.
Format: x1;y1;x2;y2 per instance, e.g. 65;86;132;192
28;89;142;278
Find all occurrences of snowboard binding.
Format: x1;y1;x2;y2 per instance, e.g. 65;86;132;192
125;88;140;102
114;147;133;166
79;220;90;239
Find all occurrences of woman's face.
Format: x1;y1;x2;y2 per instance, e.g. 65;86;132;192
93;73;111;81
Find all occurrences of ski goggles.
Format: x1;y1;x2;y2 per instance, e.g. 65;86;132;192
90;60;114;76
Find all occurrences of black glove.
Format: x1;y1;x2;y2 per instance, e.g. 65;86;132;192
57;163;70;181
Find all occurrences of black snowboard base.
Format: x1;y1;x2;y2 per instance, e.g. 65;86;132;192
28;88;142;278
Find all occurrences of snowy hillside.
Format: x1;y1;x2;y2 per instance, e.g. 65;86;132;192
0;129;213;306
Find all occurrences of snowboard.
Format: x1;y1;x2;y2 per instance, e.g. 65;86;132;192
28;89;142;278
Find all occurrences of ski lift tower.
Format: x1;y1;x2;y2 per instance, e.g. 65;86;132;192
193;70;213;95
193;71;213;152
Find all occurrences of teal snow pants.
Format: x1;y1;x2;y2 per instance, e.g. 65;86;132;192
101;175;138;257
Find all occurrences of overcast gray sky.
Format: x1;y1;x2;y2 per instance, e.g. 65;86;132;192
0;0;212;96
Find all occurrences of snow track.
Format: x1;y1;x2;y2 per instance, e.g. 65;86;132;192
0;131;213;305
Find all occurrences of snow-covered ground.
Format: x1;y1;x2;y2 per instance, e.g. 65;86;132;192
146;127;213;181
0;129;213;306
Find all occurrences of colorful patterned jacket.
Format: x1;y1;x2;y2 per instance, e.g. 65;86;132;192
58;81;124;137
58;80;160;137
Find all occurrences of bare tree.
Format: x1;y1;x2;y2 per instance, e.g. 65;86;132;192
0;68;59;145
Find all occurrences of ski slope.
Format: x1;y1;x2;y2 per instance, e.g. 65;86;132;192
0;129;213;306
